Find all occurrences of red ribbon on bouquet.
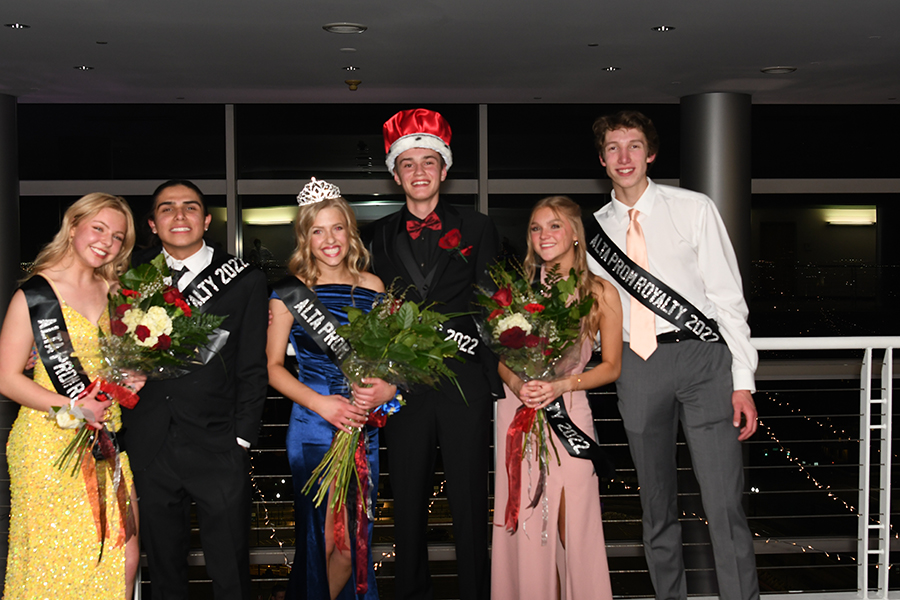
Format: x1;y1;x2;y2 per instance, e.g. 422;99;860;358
331;435;372;595
96;378;140;409
504;405;538;533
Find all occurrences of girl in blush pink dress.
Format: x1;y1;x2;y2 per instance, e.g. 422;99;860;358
491;196;622;600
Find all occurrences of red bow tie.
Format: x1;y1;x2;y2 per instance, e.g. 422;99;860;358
406;212;442;240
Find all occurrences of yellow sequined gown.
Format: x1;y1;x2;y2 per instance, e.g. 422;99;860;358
5;299;134;598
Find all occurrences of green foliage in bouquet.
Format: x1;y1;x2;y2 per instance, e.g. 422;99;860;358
337;289;463;394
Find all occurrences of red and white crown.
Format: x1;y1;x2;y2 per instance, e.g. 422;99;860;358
383;108;453;173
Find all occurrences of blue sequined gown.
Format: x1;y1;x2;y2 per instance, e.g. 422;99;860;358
274;284;380;600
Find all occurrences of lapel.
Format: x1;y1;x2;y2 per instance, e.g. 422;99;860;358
379;212;421;298
426;204;462;298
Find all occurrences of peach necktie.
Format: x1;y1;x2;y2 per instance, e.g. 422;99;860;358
626;209;657;360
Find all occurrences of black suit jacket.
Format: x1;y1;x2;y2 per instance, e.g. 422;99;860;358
367;202;503;403
121;245;269;471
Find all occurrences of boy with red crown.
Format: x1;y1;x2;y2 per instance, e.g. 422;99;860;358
367;108;501;600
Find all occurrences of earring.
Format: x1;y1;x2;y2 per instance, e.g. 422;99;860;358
574;239;579;246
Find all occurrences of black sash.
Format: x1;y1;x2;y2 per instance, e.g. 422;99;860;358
583;217;722;344
20;276;93;400
271;277;352;367
544;395;615;481
181;253;255;312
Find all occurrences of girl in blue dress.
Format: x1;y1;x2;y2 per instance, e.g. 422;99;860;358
267;179;396;600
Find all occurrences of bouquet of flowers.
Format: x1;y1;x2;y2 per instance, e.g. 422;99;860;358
48;253;227;477
100;254;227;407
476;261;593;532
303;288;463;513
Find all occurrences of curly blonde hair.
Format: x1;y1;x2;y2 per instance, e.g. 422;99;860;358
26;193;136;283
287;197;369;287
523;195;606;339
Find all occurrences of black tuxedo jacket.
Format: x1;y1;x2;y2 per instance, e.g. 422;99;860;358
121;245;269;471
367;202;503;403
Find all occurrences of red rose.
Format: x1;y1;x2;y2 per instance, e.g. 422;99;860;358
524;303;545;314
491;287;513;307
153;334;172;350
542;348;553;356
389;299;404;315
498;326;527;349
366;411;388;428
121;289;140;298
110;319;128;337
134;325;151;342
460;246;472;257
488;308;505;321
438;228;462;250
163;286;181;304
524;334;541;348
115;303;131;317
174;298;192;317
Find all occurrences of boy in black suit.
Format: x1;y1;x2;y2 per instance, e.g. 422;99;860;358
368;109;501;600
122;180;268;600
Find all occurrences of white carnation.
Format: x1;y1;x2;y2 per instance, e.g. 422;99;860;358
121;307;145;333
494;312;533;337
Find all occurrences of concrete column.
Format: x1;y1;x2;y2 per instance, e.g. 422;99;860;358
680;92;752;278
0;93;20;590
678;93;753;595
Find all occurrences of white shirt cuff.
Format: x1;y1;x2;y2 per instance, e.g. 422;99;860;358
732;369;756;394
236;437;250;449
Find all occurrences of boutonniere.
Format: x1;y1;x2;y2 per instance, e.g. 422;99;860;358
438;228;472;263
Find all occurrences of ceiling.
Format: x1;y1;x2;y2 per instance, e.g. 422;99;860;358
1;0;898;105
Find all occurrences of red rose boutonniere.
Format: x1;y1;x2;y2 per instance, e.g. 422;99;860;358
438;228;472;263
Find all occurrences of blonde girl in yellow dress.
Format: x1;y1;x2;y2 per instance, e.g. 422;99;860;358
0;193;142;599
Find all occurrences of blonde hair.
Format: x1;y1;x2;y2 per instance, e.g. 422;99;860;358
27;193;136;283
523;195;605;339
287;197;369;287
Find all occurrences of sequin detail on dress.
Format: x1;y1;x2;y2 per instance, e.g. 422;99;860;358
5;302;133;598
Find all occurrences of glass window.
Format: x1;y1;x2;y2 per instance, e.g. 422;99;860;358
488;104;680;179
236;105;478;180
18;105;226;180
751;105;900;178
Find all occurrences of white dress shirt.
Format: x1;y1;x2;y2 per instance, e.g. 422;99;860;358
162;242;251;448
162;243;214;291
587;179;758;392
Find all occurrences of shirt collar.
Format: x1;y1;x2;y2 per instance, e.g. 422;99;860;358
610;178;657;221
163;241;212;274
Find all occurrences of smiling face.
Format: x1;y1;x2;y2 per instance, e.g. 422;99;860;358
599;127;656;205
393;147;447;216
309;206;349;270
149;184;211;260
530;206;577;272
70;207;127;269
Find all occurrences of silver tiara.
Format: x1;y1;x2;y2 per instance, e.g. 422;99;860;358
297;177;341;206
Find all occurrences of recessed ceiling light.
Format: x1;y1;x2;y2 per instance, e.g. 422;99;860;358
5;23;30;29
340;47;357;53
74;65;94;71
604;66;621;71
652;25;675;32
323;23;367;34
343;65;359;71
760;66;797;74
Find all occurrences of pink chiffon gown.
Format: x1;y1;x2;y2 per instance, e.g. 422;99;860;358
491;340;613;600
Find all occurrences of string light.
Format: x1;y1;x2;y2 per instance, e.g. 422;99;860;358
249;454;291;566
